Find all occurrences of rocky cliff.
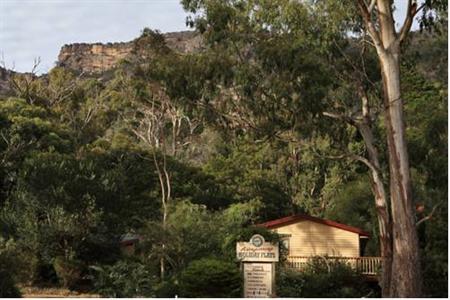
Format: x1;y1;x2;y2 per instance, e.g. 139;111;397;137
57;31;202;74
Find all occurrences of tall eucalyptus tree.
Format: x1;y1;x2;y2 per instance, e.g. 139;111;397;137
180;0;446;297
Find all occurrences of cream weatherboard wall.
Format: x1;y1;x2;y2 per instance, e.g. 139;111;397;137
272;220;360;257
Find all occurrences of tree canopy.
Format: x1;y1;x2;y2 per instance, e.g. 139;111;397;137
0;1;447;297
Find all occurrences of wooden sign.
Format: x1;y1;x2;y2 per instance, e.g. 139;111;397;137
237;235;278;298
243;263;275;298
236;234;279;262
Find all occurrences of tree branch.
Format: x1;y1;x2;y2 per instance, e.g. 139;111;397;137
311;147;379;175
350;153;380;173
416;203;441;226
322;111;357;126
355;83;371;120
356;0;385;53
367;0;376;13
398;0;418;43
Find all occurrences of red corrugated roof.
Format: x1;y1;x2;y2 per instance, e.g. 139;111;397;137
258;214;371;237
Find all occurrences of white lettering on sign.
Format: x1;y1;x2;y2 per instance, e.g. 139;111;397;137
244;263;274;298
236;242;279;262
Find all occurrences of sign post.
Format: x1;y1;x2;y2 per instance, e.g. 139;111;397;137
236;234;279;298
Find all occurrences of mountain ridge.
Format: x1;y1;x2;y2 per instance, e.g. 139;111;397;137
0;30;201;94
57;30;202;74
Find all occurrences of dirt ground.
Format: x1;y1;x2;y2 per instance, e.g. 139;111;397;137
20;286;100;298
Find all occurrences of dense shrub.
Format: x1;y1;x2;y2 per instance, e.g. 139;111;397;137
154;278;180;298
277;257;377;298
0;269;21;298
422;249;448;297
53;256;83;289
0;239;21;297
276;268;305;297
179;258;241;297
92;259;156;297
34;261;58;285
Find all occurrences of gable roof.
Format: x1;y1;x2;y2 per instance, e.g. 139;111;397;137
119;233;141;246
258;214;371;237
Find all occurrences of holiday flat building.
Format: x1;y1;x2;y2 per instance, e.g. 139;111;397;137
259;214;381;276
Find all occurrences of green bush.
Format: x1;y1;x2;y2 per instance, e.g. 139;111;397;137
34;261;58;285
53;256;83;289
0;239;21;297
179;258;241;297
92;259;156;297
0;269;21;298
154;278;179;298
277;257;377;298
276;268;305;297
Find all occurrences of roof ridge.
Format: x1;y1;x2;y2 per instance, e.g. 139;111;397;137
258;214;371;237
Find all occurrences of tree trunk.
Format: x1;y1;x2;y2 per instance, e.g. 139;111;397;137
357;122;393;297
160;203;167;280
355;0;423;295
323;99;394;295
379;50;422;297
153;150;168;281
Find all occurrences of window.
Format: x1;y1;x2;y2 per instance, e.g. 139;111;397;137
281;237;290;255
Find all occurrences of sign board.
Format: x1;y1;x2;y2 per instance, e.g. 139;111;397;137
243;263;274;298
236;234;279;262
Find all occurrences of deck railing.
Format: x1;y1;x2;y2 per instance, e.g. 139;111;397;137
285;256;382;276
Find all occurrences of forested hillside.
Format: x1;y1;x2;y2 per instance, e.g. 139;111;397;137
0;1;447;298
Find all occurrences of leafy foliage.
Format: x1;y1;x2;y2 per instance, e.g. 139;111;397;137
0;238;21;297
92;259;156;297
0;2;446;296
179;258;241;298
277;258;377;297
53;256;83;288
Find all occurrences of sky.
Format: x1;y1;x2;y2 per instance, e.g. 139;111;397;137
0;0;189;73
0;0;417;74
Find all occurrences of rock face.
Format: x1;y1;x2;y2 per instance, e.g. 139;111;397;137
58;42;133;74
57;31;202;74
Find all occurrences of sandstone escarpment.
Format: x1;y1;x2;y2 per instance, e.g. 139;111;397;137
57;42;132;73
57;31;202;74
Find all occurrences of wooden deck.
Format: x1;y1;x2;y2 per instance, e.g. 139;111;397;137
285;256;382;276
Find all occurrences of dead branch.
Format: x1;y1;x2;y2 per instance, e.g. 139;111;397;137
416;203;441;226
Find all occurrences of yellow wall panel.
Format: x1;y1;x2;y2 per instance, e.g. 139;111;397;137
273;220;360;257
